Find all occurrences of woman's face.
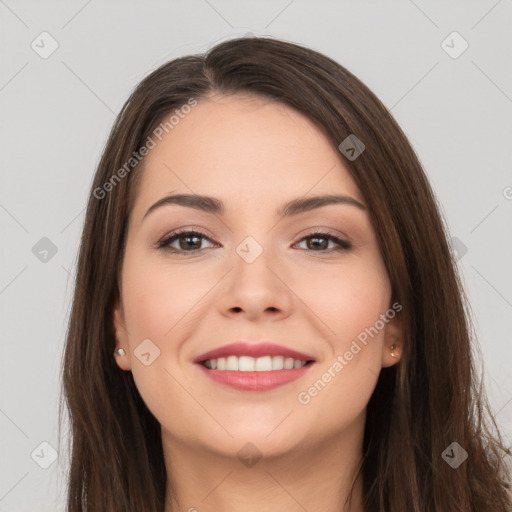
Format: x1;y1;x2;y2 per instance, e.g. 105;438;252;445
113;93;402;459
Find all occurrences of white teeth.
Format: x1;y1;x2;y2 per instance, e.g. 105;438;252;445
272;355;284;369
238;356;255;371
202;355;309;371
255;355;272;371
226;355;239;371
284;357;294;369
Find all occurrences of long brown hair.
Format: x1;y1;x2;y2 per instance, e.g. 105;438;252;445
59;36;511;511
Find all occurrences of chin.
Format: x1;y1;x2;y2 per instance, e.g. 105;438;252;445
179;419;307;460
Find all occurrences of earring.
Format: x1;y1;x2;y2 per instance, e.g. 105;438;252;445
390;344;397;358
114;348;126;357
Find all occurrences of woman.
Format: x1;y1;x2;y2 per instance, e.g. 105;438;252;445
59;36;511;511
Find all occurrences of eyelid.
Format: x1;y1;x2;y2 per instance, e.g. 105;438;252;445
296;226;351;242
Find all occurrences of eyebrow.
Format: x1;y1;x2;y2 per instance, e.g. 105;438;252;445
142;192;366;222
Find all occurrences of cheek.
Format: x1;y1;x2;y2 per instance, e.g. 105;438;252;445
119;252;208;434
297;257;391;350
293;258;390;416
121;251;211;342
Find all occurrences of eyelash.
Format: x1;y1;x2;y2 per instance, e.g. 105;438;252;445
157;228;352;256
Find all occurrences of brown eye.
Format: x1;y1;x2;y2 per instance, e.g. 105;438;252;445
295;232;352;253
158;230;216;254
157;229;352;256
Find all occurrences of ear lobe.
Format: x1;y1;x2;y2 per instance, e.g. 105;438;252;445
381;314;403;368
112;299;131;370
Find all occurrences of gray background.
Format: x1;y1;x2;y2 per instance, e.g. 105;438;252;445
1;1;511;510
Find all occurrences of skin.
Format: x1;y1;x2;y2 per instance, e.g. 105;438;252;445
113;93;403;512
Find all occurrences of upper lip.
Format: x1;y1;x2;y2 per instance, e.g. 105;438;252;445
193;342;316;363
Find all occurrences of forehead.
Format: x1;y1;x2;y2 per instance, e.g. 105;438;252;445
132;94;363;219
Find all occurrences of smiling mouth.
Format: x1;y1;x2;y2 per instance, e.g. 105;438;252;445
197;355;315;392
200;355;314;371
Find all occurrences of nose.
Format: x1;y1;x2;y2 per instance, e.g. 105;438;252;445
216;238;294;322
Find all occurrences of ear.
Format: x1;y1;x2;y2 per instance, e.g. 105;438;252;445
381;311;403;368
112;298;132;371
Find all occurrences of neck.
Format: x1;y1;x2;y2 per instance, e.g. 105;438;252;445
162;412;366;512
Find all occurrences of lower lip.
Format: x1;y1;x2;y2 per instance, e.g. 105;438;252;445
196;363;314;391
